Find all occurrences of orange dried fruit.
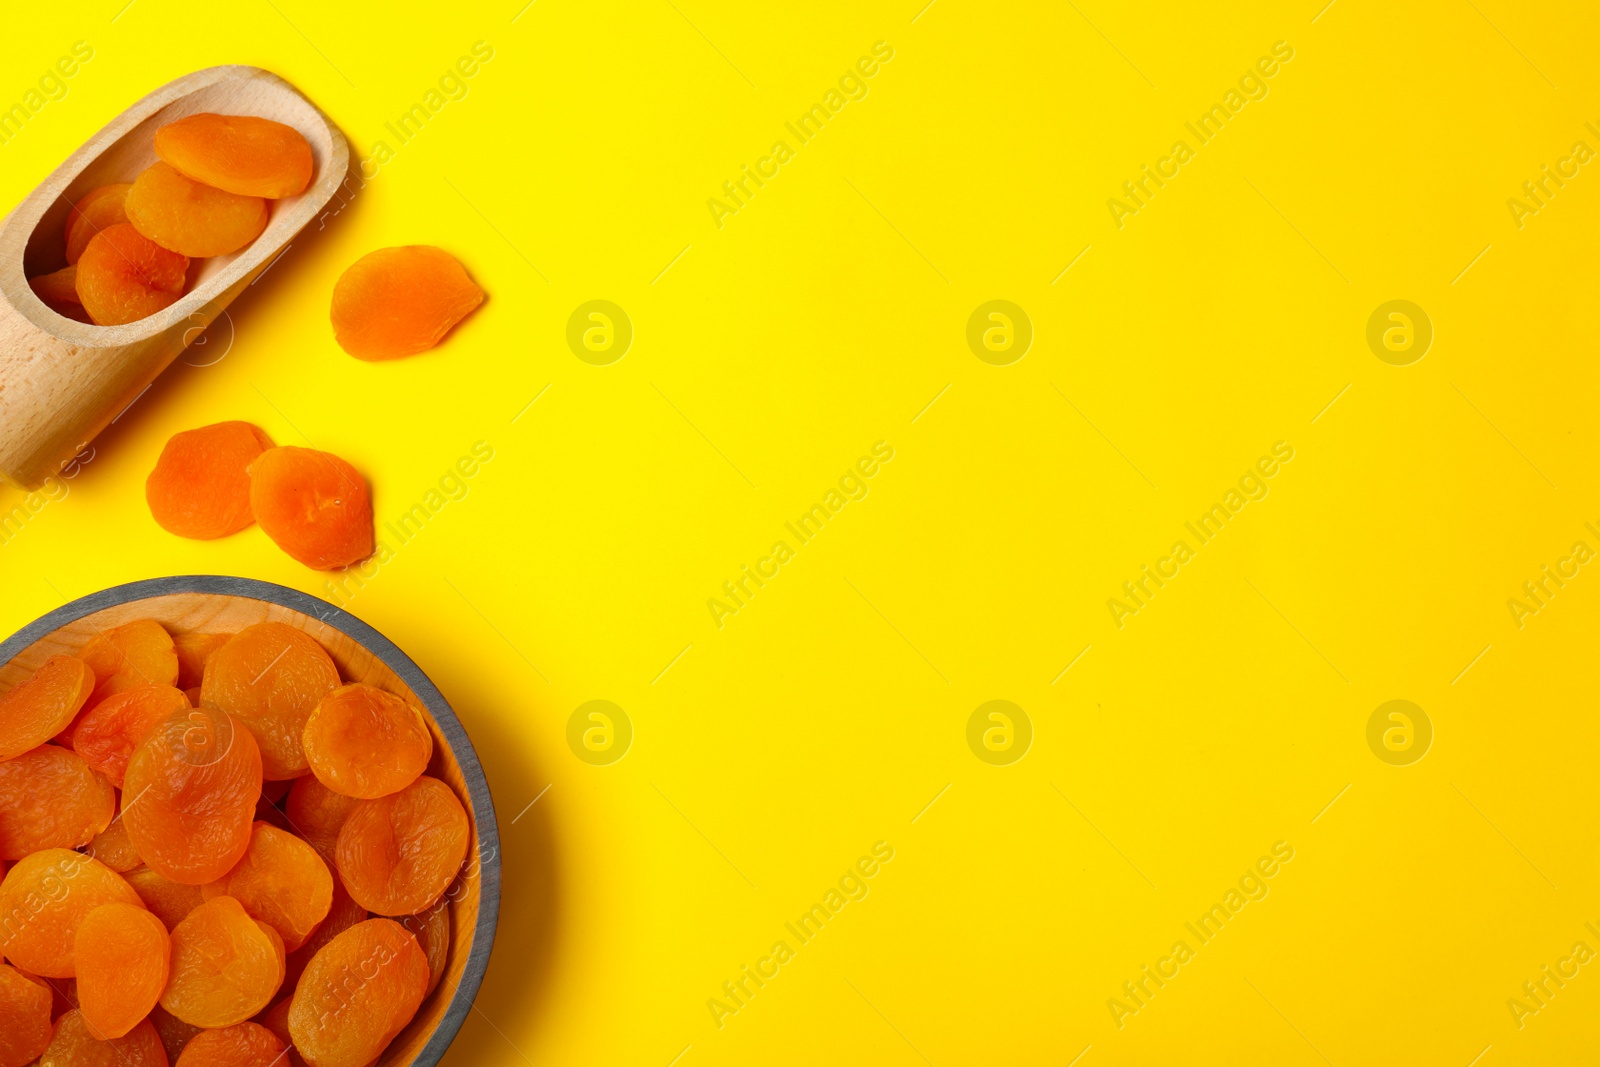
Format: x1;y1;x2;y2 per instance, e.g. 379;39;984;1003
172;1022;284;1067
30;264;85;318
258;999;307;1067
202;822;332;952
161;896;284;1028
147;1005;201;1063
123;707;262;885
126;867;205;931
0;654;94;761
281;877;365;993
155;113;313;199
38;1009;167;1067
286;918;429;1067
303;684;431;799
247;448;374;571
79;620;180;707
0;850;144;977
86;812;143;873
335;775;467;916
0;962;53;1067
0;745;115;859
126;162;269;258
201;624;339;780
65;183;132;264
74;902;171;1040
330;246;483;360
75;223;190;326
284;776;359;867
174;633;233;691
399;898;449;998
72;685;190;787
146;424;275;541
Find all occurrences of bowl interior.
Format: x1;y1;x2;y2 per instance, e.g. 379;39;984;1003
0;587;491;1067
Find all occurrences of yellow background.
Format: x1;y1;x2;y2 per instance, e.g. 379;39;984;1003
3;0;1599;1062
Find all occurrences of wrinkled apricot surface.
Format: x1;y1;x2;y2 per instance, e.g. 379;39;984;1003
247;449;375;571
174;633;232;691
172;1022;284;1067
155;114;313;199
401;898;450;998
0;963;52;1067
75;902;170;1040
283;776;359;869
40;1009;169;1067
303;684;432;800
65;184;132;264
286;918;430;1067
0;850;144;977
124;707;263;885
79;620;180;707
125;867;205;931
146;423;275;541
161;896;284;1028
201;624;339;780
73;685;190;787
86;811;143;873
330;246;483;360
75;223;190;327
126;162;269;258
202;821;332;952
0;654;94;761
336;775;468;916
0;745;115;859
282;876;366;993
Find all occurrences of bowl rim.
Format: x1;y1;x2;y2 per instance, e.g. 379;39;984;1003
0;574;501;1067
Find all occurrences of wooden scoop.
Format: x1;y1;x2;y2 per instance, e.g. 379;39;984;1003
0;65;349;491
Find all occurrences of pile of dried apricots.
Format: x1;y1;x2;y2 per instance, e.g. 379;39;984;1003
0;617;470;1067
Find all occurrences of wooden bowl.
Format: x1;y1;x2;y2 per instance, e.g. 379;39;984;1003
0;575;500;1067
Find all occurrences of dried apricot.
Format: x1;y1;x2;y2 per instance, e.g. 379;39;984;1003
282;877;365;992
247;449;374;571
40;1010;168;1067
30;265;86;318
174;634;233;691
145;424;275;541
0;850;144;977
154;113;313;199
335;776;467;916
286;918;429;1067
75;223;190;327
0;746;115;859
258;999;307;1067
161;896;284;1027
201;625;339;780
126;868;205;931
0;962;52;1067
73;685;190;787
75;902;170;1040
303;685;431;800
0;655;94;761
399;898;449;998
172;1022;283;1067
202;822;332;952
123;707;262;885
65;184;132;264
330;246;483;360
79;620;180;707
284;777;358;867
147;1006;201;1063
126;163;270;258
86;810;143;873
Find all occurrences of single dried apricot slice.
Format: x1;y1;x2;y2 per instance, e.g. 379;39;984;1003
258;999;308;1067
283;774;359;872
303;685;431;799
0;850;145;977
30;265;87;319
123;707;263;885
399;898;449;998
282;877;366;993
86;810;143;873
161;896;284;1028
201;624;339;780
202;822;332;952
0;745;115;859
76;223;190;326
146;1006;201;1063
335;775;468;916
172;1022;284;1067
79;620;180;707
0;654;94;761
40;1010;168;1067
0;962;52;1067
75;902;171;1040
146;424;275;541
155;114;312;198
126;162;270;258
73;685;191;787
65;184;132;264
126;867;205;931
174;633;233;691
286;918;429;1067
330;246;483;360
248;449;374;571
